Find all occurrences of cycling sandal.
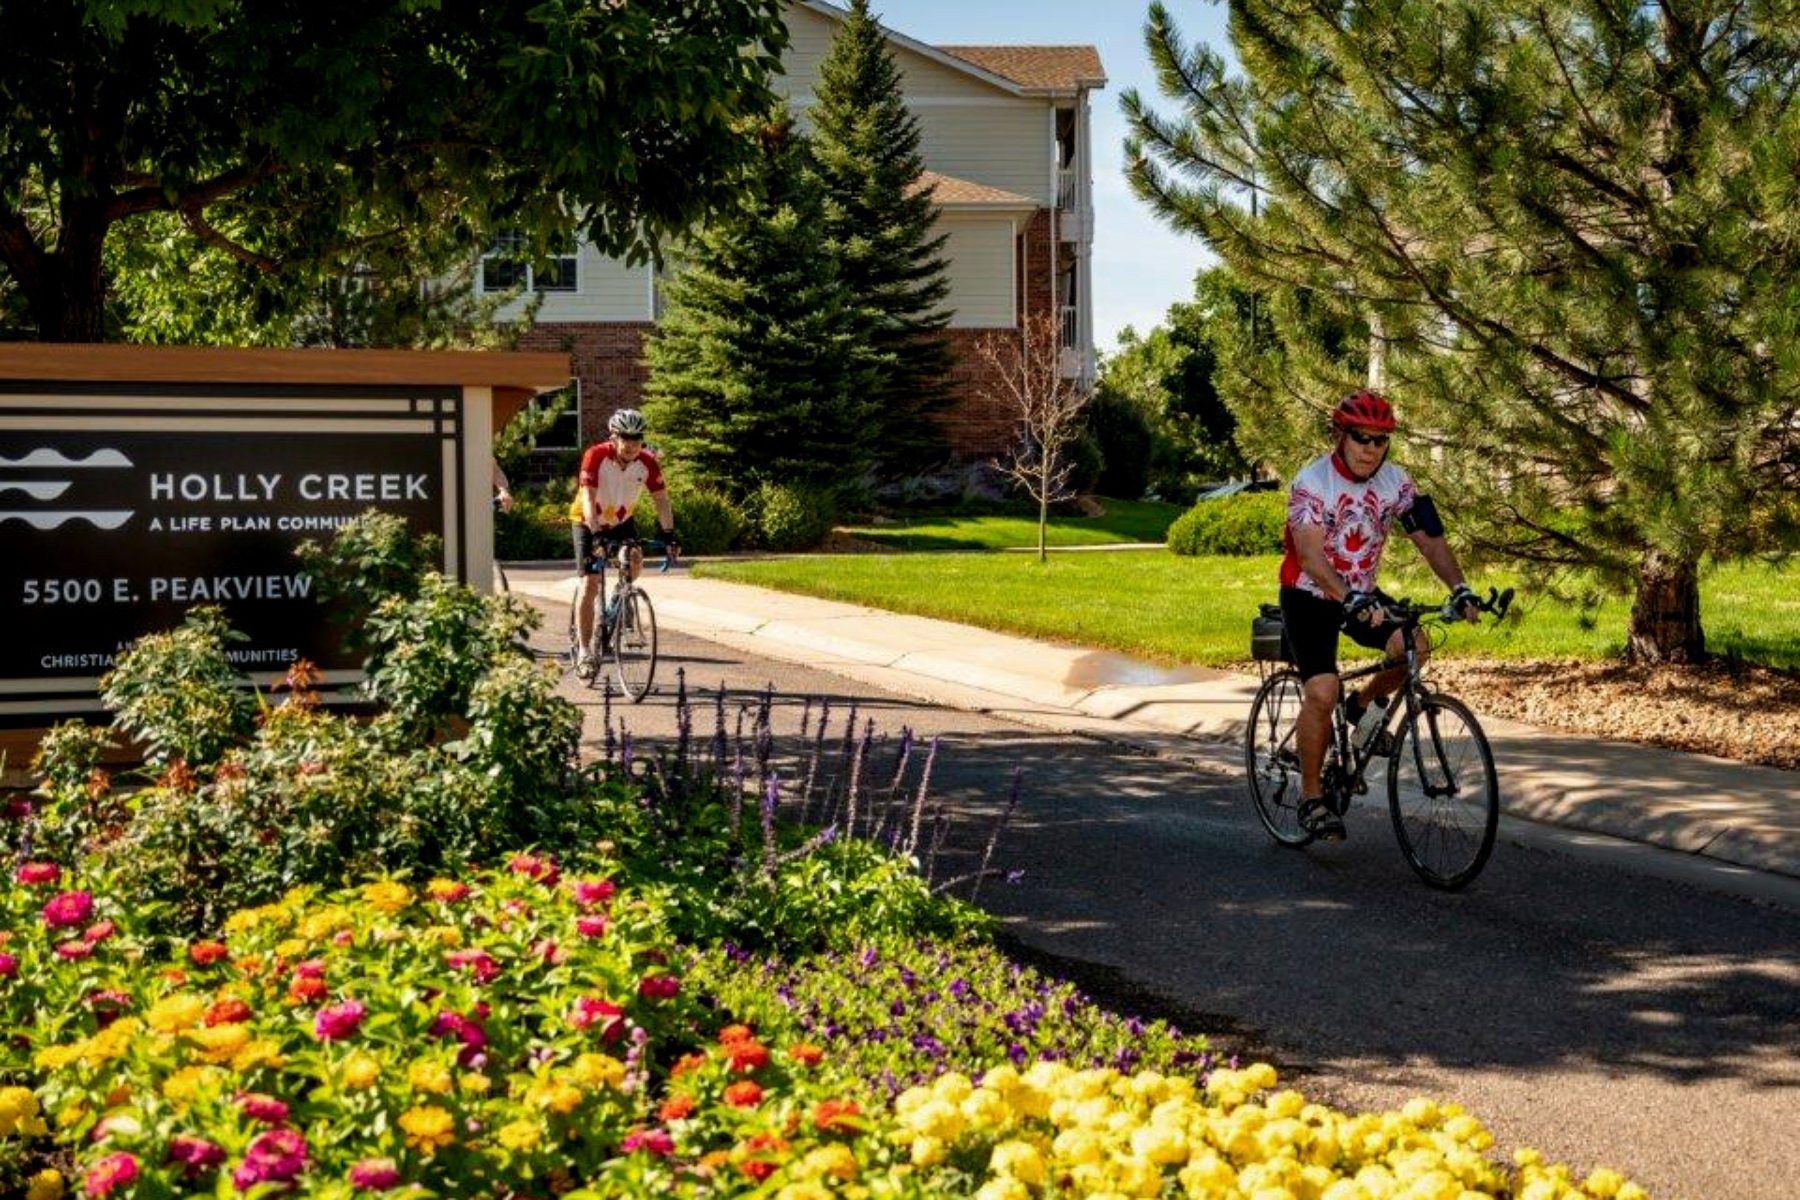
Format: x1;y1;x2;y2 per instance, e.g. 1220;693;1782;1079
1298;797;1347;842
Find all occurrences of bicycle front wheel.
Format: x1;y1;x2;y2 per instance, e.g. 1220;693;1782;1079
1245;670;1313;846
611;589;657;702
1387;693;1498;890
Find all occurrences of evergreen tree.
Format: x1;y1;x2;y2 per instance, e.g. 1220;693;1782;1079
1124;0;1800;663
644;115;881;497
809;0;956;473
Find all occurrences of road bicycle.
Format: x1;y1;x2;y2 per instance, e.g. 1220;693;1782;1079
1244;587;1514;890
567;535;674;702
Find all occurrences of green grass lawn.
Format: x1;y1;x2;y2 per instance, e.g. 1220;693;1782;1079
843;498;1182;551
696;550;1800;669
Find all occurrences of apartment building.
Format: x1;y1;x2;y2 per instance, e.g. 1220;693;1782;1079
498;0;1103;462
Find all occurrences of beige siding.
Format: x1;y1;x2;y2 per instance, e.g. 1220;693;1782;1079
509;249;650;323
939;218;1015;328
914;105;1050;205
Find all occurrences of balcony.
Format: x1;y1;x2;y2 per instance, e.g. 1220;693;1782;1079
1056;165;1091;243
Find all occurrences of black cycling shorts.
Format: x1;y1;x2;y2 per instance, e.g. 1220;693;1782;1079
571;523;635;576
1279;585;1397;682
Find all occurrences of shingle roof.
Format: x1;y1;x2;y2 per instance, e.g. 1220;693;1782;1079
936;45;1106;92
907;171;1038;209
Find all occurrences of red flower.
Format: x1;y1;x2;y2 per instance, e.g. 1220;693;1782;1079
531;939;565;965
313;1000;367;1041
237;1092;290;1124
736;1133;790;1182
189;941;230;965
571;879;616;909
813;1099;863;1134
569;996;627;1042
788;1043;825;1067
621;1128;674;1157
445;949;500;983
205;998;253;1027
288;977;328;1005
657;1095;696;1123
0;952;16;978
166;1135;226;1179
83;920;117;944
15;861;61;886
291;959;327;980
508;853;560;886
718;1024;755;1045
637;975;680;1000
723;1081;764;1109
576;916;609;939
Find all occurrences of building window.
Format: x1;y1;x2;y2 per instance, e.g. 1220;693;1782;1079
536;381;582;450
480;232;578;294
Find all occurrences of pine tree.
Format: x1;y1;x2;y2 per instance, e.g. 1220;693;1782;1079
644;115;881;498
809;0;956;473
1124;0;1800;663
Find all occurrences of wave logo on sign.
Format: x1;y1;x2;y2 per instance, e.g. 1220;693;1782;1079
0;448;135;530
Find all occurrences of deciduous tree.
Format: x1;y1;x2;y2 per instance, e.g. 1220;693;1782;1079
0;0;787;342
985;312;1094;563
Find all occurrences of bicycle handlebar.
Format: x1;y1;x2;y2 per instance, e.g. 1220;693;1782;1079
584;535;678;574
1379;586;1514;624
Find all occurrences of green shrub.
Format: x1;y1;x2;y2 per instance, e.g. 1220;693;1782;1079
1086;393;1155;500
98;606;255;768
1166;489;1287;556
752;481;837;551
636;482;748;555
497;478;577;560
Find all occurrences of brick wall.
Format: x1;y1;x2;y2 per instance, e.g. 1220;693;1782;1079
524;207;1059;464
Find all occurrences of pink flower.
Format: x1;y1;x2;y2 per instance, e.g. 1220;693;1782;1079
621;1128;675;1157
313;1000;366;1041
167;1135;227;1178
0;953;19;978
83;920;117;944
571;879;616;909
15;861;61;886
236;1092;290;1124
576;916;609;938
291;959;327;980
233;1128;308;1191
332;930;354;947
56;941;93;961
349;1159;401;1191
4;797;31;820
532;938;565;965
507;852;560;886
445;949;499;983
83;1151;139;1197
42;890;95;929
638;974;681;1000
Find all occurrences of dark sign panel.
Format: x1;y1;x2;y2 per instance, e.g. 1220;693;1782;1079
0;389;464;717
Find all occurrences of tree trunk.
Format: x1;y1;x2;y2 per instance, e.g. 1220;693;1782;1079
35;206;110;342
1626;551;1705;664
1037;480;1049;564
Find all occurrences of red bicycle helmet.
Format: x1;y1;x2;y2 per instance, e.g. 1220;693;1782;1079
1331;390;1397;433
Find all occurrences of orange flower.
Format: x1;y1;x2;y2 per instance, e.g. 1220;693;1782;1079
288;977;328;1005
813;1099;864;1134
671;1053;708;1079
718;1024;754;1045
736;1132;789;1182
788;1043;825;1067
658;1095;696;1123
722;1081;763;1109
726;1040;769;1074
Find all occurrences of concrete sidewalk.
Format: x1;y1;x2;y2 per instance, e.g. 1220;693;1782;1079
504;564;1799;881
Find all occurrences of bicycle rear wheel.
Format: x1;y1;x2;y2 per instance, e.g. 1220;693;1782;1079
1245;670;1313;846
1387;693;1498;890
611;589;657;701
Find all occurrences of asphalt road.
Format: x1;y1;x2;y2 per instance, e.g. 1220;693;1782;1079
532;610;1800;1200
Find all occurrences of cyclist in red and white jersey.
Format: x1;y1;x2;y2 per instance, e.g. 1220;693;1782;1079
1280;390;1480;841
567;408;678;678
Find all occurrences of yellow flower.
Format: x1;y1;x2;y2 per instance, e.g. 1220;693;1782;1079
527;1081;584;1115
362;880;413;914
909;1136;947;1168
398;1105;456;1154
408;1060;455;1095
186;1023;251;1064
426;878;468;900
460;1073;491;1095
1178;1152;1237;1199
798;1144;859;1182
26;1169;64;1200
1582;1169;1628;1199
1053;1128;1105;1167
902;1098;964;1141
0;1087;47;1137
777;1184;835;1200
341;1053;382;1090
990;1141;1047;1186
960;1087;1008;1130
1116;1154;1166;1198
1131;1121;1191;1166
34;1044;83;1071
231;1038;286;1073
225;904;288;935
428;925;464;947
161;1066;224;1107
569;1053;626;1091
275;938;309;960
932;1072;974;1106
975;1180;1029;1200
147;994;208;1034
498;1119;542;1151
298;906;353;940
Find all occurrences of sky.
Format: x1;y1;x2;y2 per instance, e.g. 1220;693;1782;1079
876;0;1235;355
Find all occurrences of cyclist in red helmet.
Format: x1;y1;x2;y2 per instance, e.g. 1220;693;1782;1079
1278;390;1481;841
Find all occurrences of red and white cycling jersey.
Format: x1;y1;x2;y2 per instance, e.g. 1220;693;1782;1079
566;442;666;527
1280;452;1416;596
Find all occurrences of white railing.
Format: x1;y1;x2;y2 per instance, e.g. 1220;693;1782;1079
1059;304;1079;351
1057;165;1079;211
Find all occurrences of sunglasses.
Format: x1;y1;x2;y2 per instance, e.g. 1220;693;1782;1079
1345;429;1391;447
